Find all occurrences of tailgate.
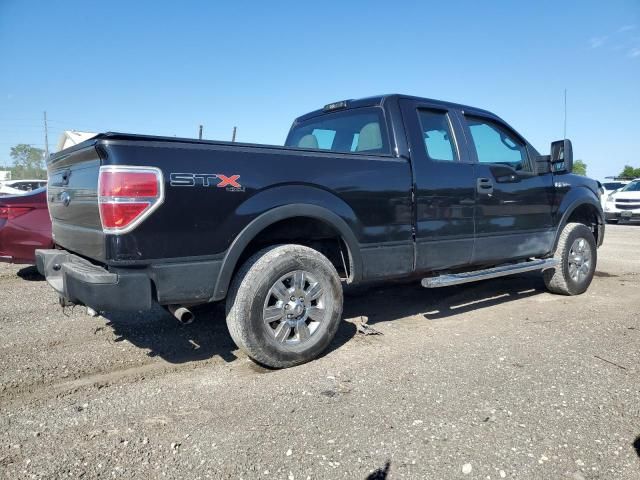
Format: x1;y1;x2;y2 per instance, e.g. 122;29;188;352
47;145;106;261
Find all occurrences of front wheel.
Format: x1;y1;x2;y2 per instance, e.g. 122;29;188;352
543;222;597;296
226;244;343;368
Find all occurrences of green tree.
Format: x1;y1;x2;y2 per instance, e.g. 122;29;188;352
9;144;47;179
572;159;587;176
619;165;640;179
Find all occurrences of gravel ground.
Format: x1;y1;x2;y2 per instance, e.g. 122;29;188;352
1;225;639;479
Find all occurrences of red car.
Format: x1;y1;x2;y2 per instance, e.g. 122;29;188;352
0;188;53;264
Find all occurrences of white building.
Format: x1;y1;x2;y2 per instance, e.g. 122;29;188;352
56;131;98;152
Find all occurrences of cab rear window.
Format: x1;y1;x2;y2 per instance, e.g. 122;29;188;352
286;108;389;154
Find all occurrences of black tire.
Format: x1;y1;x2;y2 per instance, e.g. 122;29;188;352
606;219;618;224
225;244;343;368
543;222;597;296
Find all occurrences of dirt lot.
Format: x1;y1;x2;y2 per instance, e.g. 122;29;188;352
1;225;639;479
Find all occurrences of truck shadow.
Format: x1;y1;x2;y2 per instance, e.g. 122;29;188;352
102;272;549;365
366;461;391;479
102;303;360;367
103;303;240;364
17;265;44;281
343;272;547;324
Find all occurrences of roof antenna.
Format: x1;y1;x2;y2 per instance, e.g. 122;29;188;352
563;88;567;140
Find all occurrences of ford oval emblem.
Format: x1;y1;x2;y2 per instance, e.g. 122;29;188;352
61;191;71;207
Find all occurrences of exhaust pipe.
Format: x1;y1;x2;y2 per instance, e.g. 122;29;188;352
167;305;195;325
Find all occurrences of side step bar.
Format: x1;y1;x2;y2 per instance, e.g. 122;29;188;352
421;258;559;288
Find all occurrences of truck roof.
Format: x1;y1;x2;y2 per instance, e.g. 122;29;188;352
293;94;497;123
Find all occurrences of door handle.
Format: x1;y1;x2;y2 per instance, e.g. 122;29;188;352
476;177;494;195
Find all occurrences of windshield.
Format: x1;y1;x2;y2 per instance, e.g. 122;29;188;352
603;182;625;190
286;107;389;154
620;181;640;192
6;180;47;191
0;186;46;197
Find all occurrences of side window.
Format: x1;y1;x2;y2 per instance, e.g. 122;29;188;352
466;117;529;171
417;110;457;162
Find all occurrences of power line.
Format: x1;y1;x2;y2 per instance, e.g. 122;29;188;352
0;123;53;128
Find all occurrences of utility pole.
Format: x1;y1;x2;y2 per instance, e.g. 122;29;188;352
231;126;237;142
43;111;49;159
198;125;203;140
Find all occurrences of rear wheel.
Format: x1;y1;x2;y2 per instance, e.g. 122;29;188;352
543;222;597;295
226;244;343;368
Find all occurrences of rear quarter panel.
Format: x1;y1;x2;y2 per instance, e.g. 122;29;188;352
98;139;413;264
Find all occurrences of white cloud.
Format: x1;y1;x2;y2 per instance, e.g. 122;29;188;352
618;25;636;33
590;36;607;48
591;25;640;59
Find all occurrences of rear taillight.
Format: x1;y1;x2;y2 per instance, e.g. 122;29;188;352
0;205;34;220
98;166;164;234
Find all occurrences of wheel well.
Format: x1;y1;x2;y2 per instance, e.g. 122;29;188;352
566;203;601;243
234;217;353;281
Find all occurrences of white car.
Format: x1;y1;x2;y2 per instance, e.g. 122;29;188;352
603;179;640;223
599;179;631;208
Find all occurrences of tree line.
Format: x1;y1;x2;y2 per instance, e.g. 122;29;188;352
1;144;47;180
619;165;640;179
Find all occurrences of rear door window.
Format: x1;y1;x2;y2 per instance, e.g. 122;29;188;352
286;108;389;154
417;109;458;161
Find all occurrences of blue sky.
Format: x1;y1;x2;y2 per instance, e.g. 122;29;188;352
0;0;638;180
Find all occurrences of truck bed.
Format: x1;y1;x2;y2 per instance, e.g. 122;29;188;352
47;132;413;267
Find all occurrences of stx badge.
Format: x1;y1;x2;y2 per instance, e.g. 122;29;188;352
170;173;244;191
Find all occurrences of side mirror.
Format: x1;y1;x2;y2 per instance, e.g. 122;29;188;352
550;139;573;173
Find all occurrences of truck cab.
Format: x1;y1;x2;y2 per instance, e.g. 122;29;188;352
286;95;603;275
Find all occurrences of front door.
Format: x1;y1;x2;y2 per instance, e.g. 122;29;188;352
399;99;476;272
461;114;555;263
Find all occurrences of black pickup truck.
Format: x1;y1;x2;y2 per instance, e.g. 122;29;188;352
37;94;604;368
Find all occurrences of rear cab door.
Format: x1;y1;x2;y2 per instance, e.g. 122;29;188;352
399;98;476;272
